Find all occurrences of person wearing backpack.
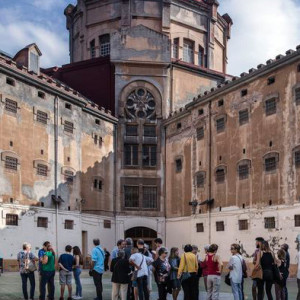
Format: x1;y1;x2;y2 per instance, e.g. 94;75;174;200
17;242;38;300
90;239;105;300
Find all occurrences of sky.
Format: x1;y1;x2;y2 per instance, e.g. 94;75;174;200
0;0;300;75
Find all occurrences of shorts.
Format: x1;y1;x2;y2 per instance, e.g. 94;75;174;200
132;280;138;288
59;270;72;285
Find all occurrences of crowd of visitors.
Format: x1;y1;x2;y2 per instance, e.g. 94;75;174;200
16;236;299;300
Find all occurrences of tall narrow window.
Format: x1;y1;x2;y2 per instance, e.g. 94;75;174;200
183;39;194;64
99;34;110;57
90;40;96;58
144;126;156;137
295;88;300;105
238;164;249;180
37;110;48;124
265;157;277;172
196;127;204;140
142;186;157;209
264;217;275;229
124;186;139;208
198;46;204;67
239;109;249;125
265;98;277;116
175;158;182;172
172;38;179;59
64;121;74;134
295;215;300;227
37;164;48;176
216;167;225;183
142;145;157;167
196;172;205;187
124;144;138;166
37;217;48;228
295;151;300;167
216;117;225;132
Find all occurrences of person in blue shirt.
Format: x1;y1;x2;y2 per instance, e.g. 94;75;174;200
38;241;50;299
111;239;126;260
90;239;105;300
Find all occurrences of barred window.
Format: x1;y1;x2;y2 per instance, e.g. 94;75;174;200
124;186;139;208
295;88;300;105
183;39;194;64
37;110;48;124
265;98;277;116
65;220;74;230
142;186;157;209
295;151;300;167
196;223;204;232
126;125;138;136
216;168;225;183
295;215;300;227
172;38;179;59
144;126;156;137
264;217;275;229
175;159;182;172
5;156;18;170
196;172;205;187
239;109;249;125
124;144;138;166
238;164;249;180
37;164;48;176
6;214;18;226
216;221;224;231
142;145;157;167
196;127;204;140
198;46;204;67
93;179;102;190
5;99;17;114
90;39;96;58
239;220;248;230
216;117;225;132
104;220;111;229
265;157;277;172
99;34;110;57
64;121;74;134
37;217;48;228
64;170;74;184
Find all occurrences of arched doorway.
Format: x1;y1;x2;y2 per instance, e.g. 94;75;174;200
125;227;157;250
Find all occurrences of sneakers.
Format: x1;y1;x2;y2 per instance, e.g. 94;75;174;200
72;296;83;300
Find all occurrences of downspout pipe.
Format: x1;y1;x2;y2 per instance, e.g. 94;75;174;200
208;100;212;244
54;95;59;255
113;123;118;242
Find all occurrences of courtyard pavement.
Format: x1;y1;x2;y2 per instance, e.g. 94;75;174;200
0;270;298;299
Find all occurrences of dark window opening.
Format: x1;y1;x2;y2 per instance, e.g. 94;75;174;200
104;220;111;229
142;186;157;209
175;159;182;172
142;145;157;167
99;34;110;57
198;109;204;116
269;200;272;206
241;89;248;97
239;164;249;180
295;88;300;105
177;123;182;130
5;156;18;170
38;91;45;99
264;217;275;229
196;127;204;140
5;99;17;114
41;150;44;155
216;221;225;231
239;220;248;230
269;141;273;147
64;121;74;134
239;109;249;125
65;103;72;110
65;220;74;230
172;38;179;59
6;77;15;86
90;39;96;58
265;157;277;172
198;46;204;67
144;126;156;137
218;99;224;107
265;98;277;116
37;217;48;228
95;119;100;125
196;173;205;187
93;179;102;190
124;144;138;166
37;110;48;124
10;141;13;147
295;151;300;167
267;77;275;85
216;168;225;183
126;125;138;136
6;214;18;226
37;164;48;176
295;215;300;227
243;149;246;154
124;185;139;208
196;223;204;232
216;117;225;132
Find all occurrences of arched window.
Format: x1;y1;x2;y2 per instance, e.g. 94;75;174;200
237;159;251;180
263;152;279;172
215;165;227;183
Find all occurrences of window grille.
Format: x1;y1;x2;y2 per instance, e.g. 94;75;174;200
124;144;138;166
196;127;204;140
65;220;74;230
144;126;156;137
265;98;277;116
265;157;277;172
238;164;249;180
239;109;249;125
196;173;205;187
64;121;74;134
37;164;48;176
99;34;110;57
142;145;157;167
124;186;139;208
6;214;18;226
216;117;225;132
295;151;300;167
264;217;275;229
37;110;48;124
216;221;224;231
5;156;18;170
5;99;17;114
239;220;248;230
196;223;204;232
142;186;157;209
216;168;225;182
126;125;138;136
37;217;48;228
183;40;194;64
64;170;74;184
93;179;102;190
295;88;300;105
295;215;300;227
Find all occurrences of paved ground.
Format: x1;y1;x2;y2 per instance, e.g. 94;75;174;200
0;270;298;299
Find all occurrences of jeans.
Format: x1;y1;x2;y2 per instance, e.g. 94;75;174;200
21;272;35;299
257;276;273;300
112;283;129;300
157;282;168;300
92;270;103;300
40;271;55;300
137;275;149;300
206;274;221;300
181;273;198;300
73;268;82;297
230;279;243;300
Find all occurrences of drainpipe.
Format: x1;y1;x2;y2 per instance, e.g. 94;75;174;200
163;126;167;246
113;123;118;242
208;100;212;244
54;95;59;255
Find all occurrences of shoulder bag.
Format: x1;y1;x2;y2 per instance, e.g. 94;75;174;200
251;251;263;280
89;247;105;277
271;253;282;283
181;254;191;282
25;253;37;273
131;254;144;282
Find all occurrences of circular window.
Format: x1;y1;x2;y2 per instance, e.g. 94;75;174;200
148;100;155;108
137;88;145;97
126;99;134;107
137;110;145;118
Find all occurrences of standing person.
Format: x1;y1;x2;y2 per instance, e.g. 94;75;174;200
154;238;163;260
256;241;274;300
110;250;131;300
124;238;134;300
252;237;264;300
237;245;247;300
201;245;210;292
153;247;171;300
124;238;133;260
192;245;202;300
40;244;55;300
227;244;243;300
112;239;126;260
137;240;152;295
73;246;83;300
297;245;300;300
281;244;290;300
38;241;50;300
104;248;110;272
202;244;223;300
90;238;105;300
169;247;181;300
130;248;140;300
58;245;74;300
17;242;38;300
274;249;288;300
129;245;154;300
177;244;198;300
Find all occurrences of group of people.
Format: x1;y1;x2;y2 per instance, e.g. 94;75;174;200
16;236;297;300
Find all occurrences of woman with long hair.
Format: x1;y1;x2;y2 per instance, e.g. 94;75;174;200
73;246;83;299
169;247;181;300
275;249;288;300
41;244;55;300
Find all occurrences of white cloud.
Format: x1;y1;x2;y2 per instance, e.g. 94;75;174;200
0;21;69;67
220;0;300;75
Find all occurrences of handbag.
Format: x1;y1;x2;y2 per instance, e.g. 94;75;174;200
225;273;231;286
251;251;263;280
271;253;282;283
181;254;191;282
131;254;144;282
25;253;37;273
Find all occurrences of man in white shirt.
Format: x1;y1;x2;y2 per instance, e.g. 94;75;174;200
129;250;153;300
227;244;243;300
296;247;300;300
